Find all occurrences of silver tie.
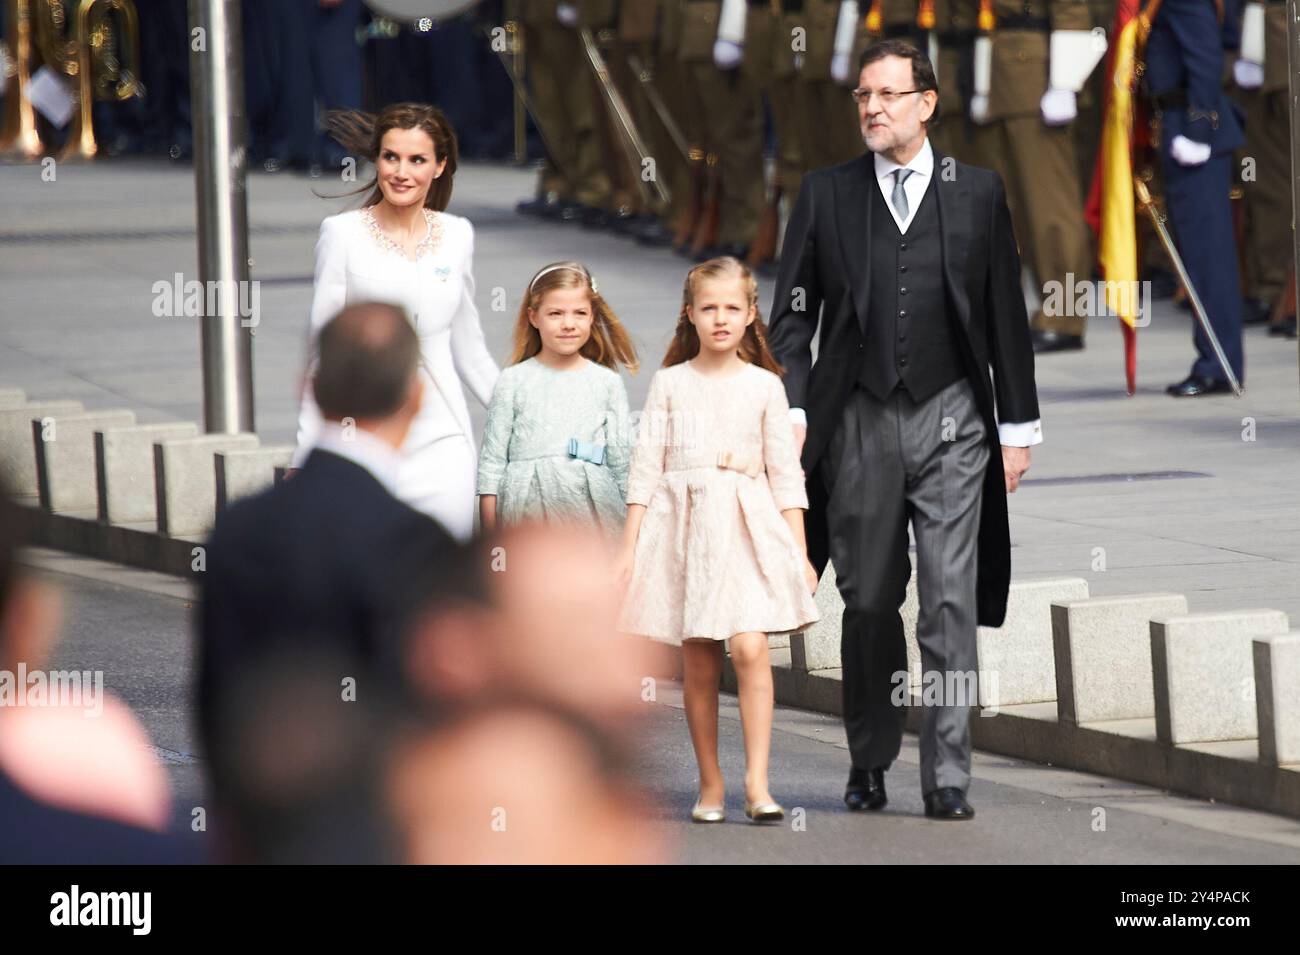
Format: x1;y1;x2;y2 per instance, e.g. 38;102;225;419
891;168;914;221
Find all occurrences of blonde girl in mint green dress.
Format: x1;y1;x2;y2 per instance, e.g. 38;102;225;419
477;262;639;538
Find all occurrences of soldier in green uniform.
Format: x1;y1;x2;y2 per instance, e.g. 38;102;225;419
602;0;678;242
515;0;614;226
961;0;1097;353
801;1;869;170
676;0;770;259
1233;0;1294;335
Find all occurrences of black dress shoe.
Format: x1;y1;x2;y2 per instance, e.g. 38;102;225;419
1030;328;1084;353
1242;297;1272;325
1165;373;1233;397
516;195;560;218
923;787;975;820
1268;316;1297;338
581;205;612;229
608;208;643;236
695;242;749;263
844;767;887;811
556;201;586;223
636;219;675;247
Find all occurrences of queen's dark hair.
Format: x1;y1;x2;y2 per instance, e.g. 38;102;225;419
322;102;459;211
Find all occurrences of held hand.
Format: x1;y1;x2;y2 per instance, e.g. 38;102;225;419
1002;446;1030;493
793;423;806;461
284;468;300;481
804;558;819;596
612;547;635;591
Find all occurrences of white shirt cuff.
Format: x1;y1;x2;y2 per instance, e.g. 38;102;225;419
789;407;808;428
998;419;1043;447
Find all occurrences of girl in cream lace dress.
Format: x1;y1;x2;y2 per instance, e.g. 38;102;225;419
476;263;638;538
615;257;819;824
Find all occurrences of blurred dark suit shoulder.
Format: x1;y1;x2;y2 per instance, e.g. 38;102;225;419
197;448;455;757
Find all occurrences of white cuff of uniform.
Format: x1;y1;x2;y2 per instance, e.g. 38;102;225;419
998;419;1042;447
789;407;807;428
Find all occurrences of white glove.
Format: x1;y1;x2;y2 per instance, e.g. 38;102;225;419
970;93;990;124
830;51;852;85
1170;133;1212;166
556;2;578;26
1233;58;1265;90
1040;88;1078;126
713;38;743;70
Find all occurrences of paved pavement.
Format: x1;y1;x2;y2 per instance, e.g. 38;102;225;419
2;158;1298;623
24;548;1300;863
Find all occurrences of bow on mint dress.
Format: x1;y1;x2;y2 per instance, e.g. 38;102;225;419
617;361;820;644
476;357;631;535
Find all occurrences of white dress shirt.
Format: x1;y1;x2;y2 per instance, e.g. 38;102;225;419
789;137;1043;448
874;136;934;234
312;420;402;497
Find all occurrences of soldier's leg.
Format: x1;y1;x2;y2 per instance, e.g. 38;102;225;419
1242;90;1292;306
570;44;614;211
1002;115;1093;338
524;21;579;201
1163;152;1246;385
694;68;765;249
970;120;1037;277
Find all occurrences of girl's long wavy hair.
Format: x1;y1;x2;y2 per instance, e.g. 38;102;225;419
510;262;640;373
661;257;783;374
322;103;459;211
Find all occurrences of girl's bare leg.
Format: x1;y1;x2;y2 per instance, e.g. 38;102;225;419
729;631;776;805
681;638;725;806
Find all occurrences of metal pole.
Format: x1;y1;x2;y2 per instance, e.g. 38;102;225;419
188;0;254;434
1289;0;1300;392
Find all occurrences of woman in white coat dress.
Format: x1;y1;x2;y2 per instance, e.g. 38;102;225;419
291;103;499;541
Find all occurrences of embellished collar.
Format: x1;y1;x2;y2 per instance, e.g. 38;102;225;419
361;205;443;262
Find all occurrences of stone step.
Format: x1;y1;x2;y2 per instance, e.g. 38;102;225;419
1253;631;1300;766
96;422;201;524
1151;609;1290;745
154;433;259;538
1052;592;1189;724
0;401;84;496
34;409;136;513
215;445;295;511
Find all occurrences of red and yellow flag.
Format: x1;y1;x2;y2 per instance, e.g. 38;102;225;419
1084;0;1152;395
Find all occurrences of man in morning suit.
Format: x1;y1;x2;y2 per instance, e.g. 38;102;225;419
198;302;458;862
767;39;1041;819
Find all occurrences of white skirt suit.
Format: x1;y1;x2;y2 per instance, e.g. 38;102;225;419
292;207;500;540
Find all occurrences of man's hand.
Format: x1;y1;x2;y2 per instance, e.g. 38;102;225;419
793;424;807;461
1002;446;1030;493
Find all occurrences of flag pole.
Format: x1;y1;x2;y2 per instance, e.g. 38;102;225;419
1288;0;1300;393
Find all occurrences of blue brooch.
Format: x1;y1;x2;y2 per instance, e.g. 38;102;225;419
433;265;451;282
